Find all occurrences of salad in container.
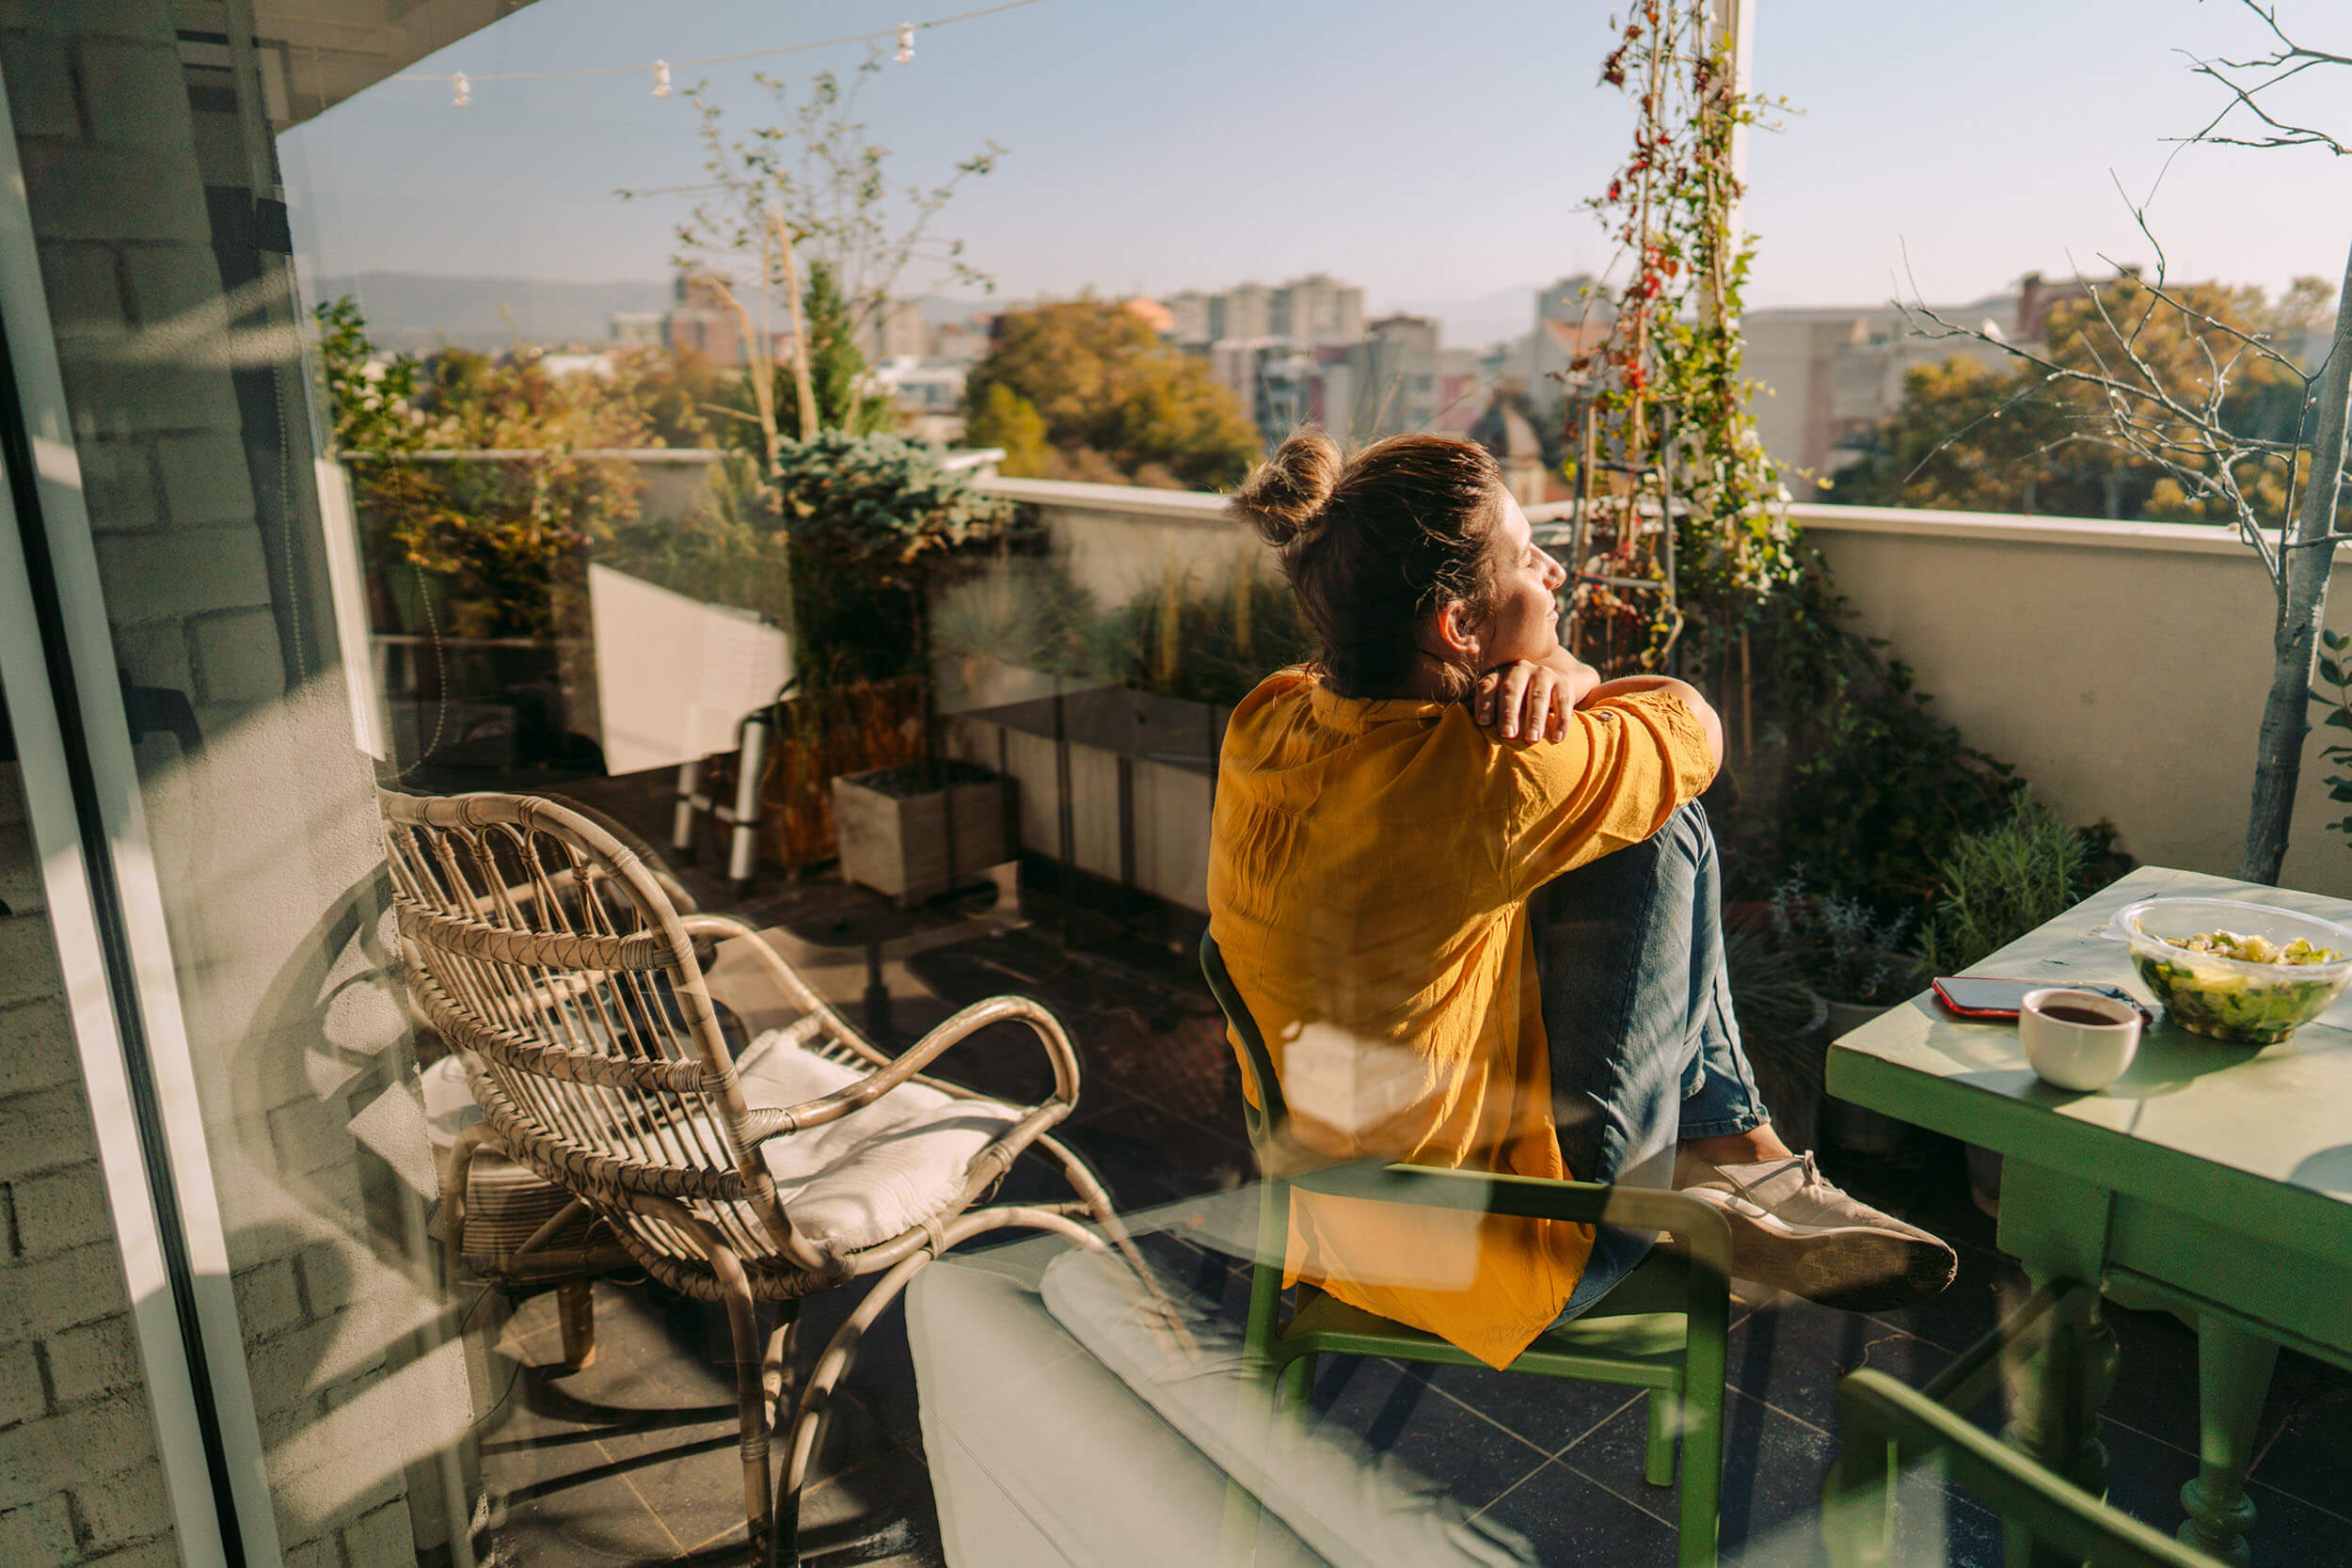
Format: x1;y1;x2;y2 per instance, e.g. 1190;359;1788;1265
2106;896;2352;1045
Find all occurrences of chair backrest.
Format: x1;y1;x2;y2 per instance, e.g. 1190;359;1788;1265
1824;1282;2225;1568
1198;930;1288;1157
379;789;814;1276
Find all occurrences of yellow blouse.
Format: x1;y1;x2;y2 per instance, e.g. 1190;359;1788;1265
1206;668;1719;1369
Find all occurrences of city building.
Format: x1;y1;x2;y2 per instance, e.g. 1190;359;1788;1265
1209;338;1315;445
1166;288;1212;345
863;298;929;362
1207;280;1273;342
1270;272;1366;347
1741;280;2060;498
930;315;994;363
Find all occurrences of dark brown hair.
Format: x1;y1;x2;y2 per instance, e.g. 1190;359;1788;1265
1227;429;1506;700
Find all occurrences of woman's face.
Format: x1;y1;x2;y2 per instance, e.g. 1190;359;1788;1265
1470;493;1567;668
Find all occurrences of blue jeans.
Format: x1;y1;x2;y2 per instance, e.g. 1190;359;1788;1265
1534;800;1769;1323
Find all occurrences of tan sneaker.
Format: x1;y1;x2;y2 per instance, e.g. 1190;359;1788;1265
1673;1150;1958;1312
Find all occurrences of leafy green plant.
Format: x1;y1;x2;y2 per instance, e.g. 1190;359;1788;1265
1915;793;2119;976
1767;874;1922;1006
1574;0;1801;671
1700;551;2018;912
1105;559;1317;706
316;296;421;459
601;451;793;620
771;430;1024;778
931;554;1125;686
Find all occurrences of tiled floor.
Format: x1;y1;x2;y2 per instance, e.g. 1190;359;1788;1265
460;774;2352;1568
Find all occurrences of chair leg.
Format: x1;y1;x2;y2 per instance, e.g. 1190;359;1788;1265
1036;1132;1157;1282
1275;1354;1317;1422
1678;1370;1724;1568
686;1247;772;1561
776;1209;1104;1563
556;1281;596;1371
1645;1389;1677;1487
762;1303;799;1433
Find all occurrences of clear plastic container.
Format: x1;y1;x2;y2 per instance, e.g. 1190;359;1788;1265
2106;896;2352;1044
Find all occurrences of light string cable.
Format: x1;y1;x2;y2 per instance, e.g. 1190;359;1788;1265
398;0;1047;104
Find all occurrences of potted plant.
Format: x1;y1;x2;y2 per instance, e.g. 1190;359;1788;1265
1767;876;1925;1153
769;429;1025;905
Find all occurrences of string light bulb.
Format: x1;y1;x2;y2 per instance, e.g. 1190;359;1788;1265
652;58;672;97
895;24;914;64
452;71;470;107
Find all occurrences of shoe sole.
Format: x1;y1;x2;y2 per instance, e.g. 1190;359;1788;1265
1688;1196;1959;1312
1759;1225;1959;1313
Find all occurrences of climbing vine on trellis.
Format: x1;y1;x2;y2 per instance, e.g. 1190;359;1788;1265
1571;0;1798;673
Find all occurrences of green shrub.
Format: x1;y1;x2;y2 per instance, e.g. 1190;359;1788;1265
768;430;1024;689
1915;792;2121;975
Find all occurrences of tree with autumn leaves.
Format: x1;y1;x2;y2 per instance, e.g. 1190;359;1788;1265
1833;274;2339;526
963;299;1261;490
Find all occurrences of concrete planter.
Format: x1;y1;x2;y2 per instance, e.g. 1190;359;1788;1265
945;684;1224;915
832;767;1014;907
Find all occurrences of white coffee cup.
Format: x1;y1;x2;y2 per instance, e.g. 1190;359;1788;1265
2019;988;2141;1091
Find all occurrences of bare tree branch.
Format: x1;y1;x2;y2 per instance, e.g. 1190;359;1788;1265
2168;1;2352;156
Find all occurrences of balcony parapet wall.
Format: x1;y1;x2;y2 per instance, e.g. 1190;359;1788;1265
975;475;2352;899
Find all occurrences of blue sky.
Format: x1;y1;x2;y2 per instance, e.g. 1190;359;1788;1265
279;0;2349;327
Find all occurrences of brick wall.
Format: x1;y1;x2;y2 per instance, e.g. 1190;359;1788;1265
0;3;477;1563
0;764;179;1566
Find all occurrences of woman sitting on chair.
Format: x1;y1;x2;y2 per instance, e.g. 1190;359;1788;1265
1206;429;1954;1370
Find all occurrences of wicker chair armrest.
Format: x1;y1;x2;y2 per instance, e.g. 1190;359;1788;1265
734;994;1083;1146
676;912;892;1070
1289;1162;1734;1280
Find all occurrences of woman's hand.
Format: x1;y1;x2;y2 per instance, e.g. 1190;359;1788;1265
1474;654;1596;742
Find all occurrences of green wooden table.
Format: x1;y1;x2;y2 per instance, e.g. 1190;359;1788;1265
1826;865;2352;1565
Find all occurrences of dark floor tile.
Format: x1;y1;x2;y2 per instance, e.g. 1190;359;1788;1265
1471;1452;1684;1567
794;1441;946;1554
483;1429;702;1567
1734;1468;2004;1568
1567;1386;1837;1556
1851;1239;2023;1359
1417;1360;1649;1462
786;1279;928;1449
1305;1354;1554;1515
1725;1294;1955;1435
2095;1414;2352;1567
1122;1225;1242;1309
2248;1361;2352;1519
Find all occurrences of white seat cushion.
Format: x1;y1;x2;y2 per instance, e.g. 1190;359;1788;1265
734;1027;1023;1253
1041;1246;1539;1568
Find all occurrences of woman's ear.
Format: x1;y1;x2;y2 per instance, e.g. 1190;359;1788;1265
1428;599;1482;664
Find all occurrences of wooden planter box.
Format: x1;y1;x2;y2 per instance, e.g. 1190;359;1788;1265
832;768;1014;906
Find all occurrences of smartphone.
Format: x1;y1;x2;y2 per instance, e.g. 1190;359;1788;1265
1932;975;2153;1024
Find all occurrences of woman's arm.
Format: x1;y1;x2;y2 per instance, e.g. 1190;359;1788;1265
1581;675;1724;766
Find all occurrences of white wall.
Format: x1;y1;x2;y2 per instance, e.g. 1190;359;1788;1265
1797;503;2352;898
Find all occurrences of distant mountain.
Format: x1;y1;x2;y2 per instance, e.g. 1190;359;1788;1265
310;273;1025;352
311;272;671;351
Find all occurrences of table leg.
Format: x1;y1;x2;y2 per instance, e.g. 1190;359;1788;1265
1999;1273;2119;1568
1996;1161;2121;1567
2178;1318;2280;1566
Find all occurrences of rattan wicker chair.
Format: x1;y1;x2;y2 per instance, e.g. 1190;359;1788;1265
421;793;703;1371
380;788;1140;1561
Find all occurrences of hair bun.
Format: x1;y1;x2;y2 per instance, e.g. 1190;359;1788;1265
1229;427;1342;546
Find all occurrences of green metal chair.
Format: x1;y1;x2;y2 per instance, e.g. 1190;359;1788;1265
1200;932;1734;1568
1823;1281;2227;1568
